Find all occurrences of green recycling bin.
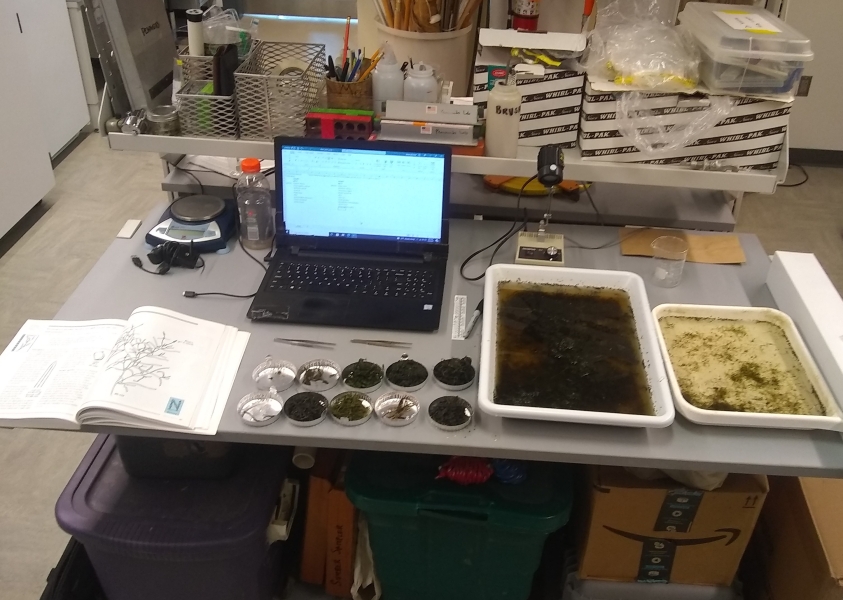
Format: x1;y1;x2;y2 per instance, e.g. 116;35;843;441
345;452;572;600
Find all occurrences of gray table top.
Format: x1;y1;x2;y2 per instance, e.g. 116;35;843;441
53;206;843;477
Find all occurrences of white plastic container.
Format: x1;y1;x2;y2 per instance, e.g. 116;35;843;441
478;264;674;428
485;80;521;158
373;21;474;95
403;62;439;102
371;44;404;115
678;3;813;100
652;303;842;430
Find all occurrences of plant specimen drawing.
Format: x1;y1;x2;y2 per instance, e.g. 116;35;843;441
105;326;179;394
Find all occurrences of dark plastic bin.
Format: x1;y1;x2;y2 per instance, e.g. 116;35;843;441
55;435;289;600
345;452;572;600
115;435;237;479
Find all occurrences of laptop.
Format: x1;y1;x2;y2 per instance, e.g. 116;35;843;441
248;137;451;332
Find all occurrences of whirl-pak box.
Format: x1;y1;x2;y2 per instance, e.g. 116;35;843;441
473;29;586;147
578;79;790;170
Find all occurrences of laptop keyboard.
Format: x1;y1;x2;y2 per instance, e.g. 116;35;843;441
268;262;436;298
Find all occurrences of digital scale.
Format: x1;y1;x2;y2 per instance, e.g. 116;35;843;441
146;195;236;254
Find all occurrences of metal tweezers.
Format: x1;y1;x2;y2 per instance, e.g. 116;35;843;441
350;339;412;348
274;338;336;349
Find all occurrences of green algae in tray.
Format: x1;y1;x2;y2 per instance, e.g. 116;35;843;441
659;315;824;415
652;303;842;430
493;281;654;415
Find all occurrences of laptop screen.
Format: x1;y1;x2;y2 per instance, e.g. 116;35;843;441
279;144;446;243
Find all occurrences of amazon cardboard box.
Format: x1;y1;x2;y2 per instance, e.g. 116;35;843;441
579;466;768;586
743;477;843;600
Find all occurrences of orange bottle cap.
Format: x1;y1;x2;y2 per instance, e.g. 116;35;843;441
241;158;261;173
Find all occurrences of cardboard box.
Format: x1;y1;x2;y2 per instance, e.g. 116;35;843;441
579;80;790;170
324;459;356;599
744;477;843;600
300;449;340;585
579;466;768;586
473;29;586;147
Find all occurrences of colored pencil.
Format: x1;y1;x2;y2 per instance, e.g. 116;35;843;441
341;16;351;65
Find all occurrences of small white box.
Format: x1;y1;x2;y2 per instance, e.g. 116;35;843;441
767;252;843;423
473;29;586;148
378;120;477;146
384;101;478;125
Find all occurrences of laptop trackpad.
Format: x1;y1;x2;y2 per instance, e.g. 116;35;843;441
298;296;351;319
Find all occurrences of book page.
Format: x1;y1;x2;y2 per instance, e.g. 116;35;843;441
79;330;249;435
0;320;126;422
83;307;229;429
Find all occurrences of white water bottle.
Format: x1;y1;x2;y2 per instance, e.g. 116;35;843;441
485;78;522;158
372;44;404;115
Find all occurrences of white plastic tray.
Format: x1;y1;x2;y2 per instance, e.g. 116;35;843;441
478;264;674;428
652;304;843;430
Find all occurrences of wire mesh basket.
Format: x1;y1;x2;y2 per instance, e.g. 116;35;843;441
178;48;214;82
235;41;326;140
179;43;256;83
176;80;239;139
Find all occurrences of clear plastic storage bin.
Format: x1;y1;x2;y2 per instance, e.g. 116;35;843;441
679;2;813;100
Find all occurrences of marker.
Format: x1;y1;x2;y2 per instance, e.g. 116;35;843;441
463;299;483;339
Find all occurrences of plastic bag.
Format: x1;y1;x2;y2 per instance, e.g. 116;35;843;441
582;0;700;91
615;91;734;155
202;7;256;58
626;467;729;491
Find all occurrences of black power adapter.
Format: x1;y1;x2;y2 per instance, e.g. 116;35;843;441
131;241;202;275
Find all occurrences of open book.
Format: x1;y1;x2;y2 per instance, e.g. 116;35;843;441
0;307;250;435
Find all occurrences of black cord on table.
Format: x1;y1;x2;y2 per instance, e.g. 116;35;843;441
170;164;206;194
565;226;654;251
184;183;272;299
459;175;535;281
183;240;267;299
582;183;605;226
779;163;809;187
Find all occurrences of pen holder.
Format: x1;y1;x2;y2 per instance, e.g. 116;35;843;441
327;60;373;110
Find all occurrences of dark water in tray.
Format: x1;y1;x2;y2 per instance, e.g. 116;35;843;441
494;282;653;415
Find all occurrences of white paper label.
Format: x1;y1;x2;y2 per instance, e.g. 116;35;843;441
452;295;467;340
425;105;437;114
713;10;782;34
420;125;432;134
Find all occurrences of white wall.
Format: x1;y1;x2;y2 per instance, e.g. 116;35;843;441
783;0;843;150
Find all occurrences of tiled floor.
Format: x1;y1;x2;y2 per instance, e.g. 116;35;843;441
0;133;841;599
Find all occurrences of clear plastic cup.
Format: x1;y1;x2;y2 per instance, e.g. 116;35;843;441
652;236;689;288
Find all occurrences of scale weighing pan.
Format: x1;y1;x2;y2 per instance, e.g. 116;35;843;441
146;194;236;254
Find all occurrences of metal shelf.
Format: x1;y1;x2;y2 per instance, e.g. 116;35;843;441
108;132;781;194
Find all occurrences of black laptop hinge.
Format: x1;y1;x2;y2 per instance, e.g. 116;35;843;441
423;252;433;263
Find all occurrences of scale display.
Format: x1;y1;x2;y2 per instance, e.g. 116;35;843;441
165;222;214;240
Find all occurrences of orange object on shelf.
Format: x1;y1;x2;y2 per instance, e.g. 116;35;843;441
299;450;340;585
325;459;357;599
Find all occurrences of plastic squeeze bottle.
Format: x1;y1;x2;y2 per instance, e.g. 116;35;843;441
371;44;404;115
485;73;522;159
403;62;439;103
